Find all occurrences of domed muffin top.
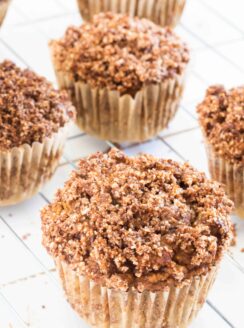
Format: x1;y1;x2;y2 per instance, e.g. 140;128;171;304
0;60;74;151
50;13;189;96
197;85;244;164
42;149;232;292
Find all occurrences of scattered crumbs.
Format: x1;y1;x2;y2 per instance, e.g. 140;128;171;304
8;213;12;217
41;305;46;309
22;233;31;241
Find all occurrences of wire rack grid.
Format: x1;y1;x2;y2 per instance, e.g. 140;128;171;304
0;0;244;327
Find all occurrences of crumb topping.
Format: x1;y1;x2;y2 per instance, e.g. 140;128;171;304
42;149;232;291
50;13;189;96
197;85;244;164
0;60;74;151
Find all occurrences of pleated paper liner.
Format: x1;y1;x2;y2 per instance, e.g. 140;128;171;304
0;0;10;26
52;69;186;143
77;0;186;27
0;126;68;206
205;143;244;219
56;259;218;328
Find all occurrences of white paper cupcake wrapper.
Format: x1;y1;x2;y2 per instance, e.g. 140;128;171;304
0;0;10;26
77;0;186;27
56;259;218;328
52;68;186;142
0;126;68;206
205;142;244;218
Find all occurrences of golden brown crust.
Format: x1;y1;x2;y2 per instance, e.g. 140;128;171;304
50;12;189;96
41;149;233;291
197;85;244;165
0;60;74;151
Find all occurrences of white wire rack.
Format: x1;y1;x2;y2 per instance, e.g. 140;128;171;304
0;0;244;327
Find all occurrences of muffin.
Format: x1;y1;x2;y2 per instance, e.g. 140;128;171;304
50;13;189;142
0;0;10;26
0;60;74;206
77;0;186;28
197;85;244;218
41;149;233;328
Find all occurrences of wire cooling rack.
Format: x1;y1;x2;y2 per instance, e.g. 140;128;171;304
1;0;244;327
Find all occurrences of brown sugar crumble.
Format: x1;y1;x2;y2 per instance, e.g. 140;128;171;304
197;85;244;164
42;149;233;292
50;12;189;96
0;60;74;151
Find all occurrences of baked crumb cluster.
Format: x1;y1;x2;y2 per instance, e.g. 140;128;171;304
50;13;189;96
198;85;244;164
42;149;232;291
0;60;74;151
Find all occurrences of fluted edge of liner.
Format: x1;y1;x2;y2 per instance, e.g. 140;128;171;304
76;0;186;27
0;0;11;26
52;67;186;142
0;125;68;206
55;259;218;328
205;142;244;219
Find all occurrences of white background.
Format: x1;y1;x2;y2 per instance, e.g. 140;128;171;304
0;0;244;327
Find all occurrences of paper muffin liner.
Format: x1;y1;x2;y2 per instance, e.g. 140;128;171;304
52;68;186;142
0;126;68;206
77;0;186;27
0;0;10;26
205;142;244;219
55;259;218;328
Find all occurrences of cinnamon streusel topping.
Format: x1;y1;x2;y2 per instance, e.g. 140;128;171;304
197;85;244;164
0;60;74;151
50;13;189;96
42;149;232;291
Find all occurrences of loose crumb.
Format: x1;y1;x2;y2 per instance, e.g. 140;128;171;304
22;233;31;241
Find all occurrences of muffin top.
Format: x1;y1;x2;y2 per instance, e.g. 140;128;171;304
197;85;244;164
42;149;232;292
50;13;189;96
0;60;74;151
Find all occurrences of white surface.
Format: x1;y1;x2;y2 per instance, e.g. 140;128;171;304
0;0;244;327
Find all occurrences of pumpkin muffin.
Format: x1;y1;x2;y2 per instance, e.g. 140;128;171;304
0;60;74;206
50;13;189;142
77;0;186;28
198;85;244;218
42;149;233;328
0;0;10;26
